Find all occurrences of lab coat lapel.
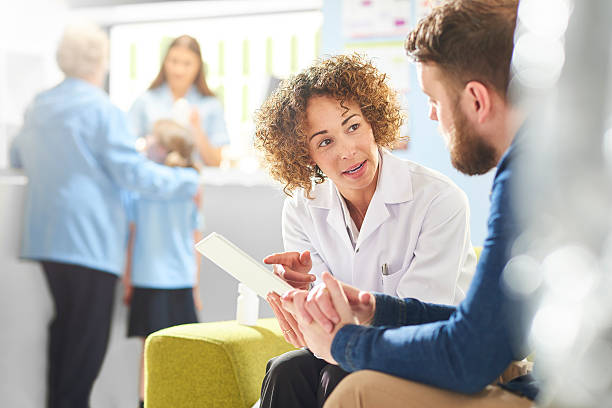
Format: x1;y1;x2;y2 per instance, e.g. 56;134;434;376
309;181;354;252
356;188;390;249
356;150;413;248
326;200;353;250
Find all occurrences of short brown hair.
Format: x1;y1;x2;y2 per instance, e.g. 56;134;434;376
254;54;403;197
150;35;214;97
405;0;518;98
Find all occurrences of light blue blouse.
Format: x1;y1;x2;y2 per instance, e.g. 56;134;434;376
10;77;200;275
128;83;230;147
126;194;200;289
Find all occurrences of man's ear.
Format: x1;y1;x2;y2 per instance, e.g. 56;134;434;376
464;81;492;124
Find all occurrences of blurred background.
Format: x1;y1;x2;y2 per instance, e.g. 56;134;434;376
1;0;611;407
510;1;612;407
0;0;494;244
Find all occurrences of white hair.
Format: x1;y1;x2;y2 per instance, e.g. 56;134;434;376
56;23;109;80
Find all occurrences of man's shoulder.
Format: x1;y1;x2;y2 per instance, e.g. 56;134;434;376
491;143;518;200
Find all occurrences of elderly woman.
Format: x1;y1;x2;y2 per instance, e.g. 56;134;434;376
129;35;229;167
10;24;200;408
253;54;476;408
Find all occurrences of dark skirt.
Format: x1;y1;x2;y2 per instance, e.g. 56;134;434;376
128;287;198;338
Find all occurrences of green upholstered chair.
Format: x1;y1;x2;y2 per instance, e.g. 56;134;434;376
145;318;296;408
474;246;482;260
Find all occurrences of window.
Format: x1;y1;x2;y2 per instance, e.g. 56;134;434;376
109;10;322;153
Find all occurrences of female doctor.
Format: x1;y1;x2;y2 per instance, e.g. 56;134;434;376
253;54;477;408
129;35;229;166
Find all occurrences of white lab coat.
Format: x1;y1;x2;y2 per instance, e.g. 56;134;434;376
282;149;476;305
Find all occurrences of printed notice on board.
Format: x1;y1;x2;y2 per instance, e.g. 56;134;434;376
342;0;412;39
415;0;442;22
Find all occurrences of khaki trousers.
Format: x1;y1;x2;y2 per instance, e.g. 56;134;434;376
323;370;534;408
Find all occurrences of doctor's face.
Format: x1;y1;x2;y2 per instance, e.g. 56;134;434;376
305;95;379;195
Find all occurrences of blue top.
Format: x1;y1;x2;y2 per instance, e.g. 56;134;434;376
331;129;539;400
10;77;200;275
128;83;230;147
126;194;200;289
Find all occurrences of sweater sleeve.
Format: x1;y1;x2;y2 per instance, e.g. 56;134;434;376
370;293;456;327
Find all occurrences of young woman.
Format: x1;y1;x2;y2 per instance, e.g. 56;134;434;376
129;35;229;166
253;54;477;408
123;119;203;408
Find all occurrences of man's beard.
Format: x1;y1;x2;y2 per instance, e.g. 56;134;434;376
448;104;498;176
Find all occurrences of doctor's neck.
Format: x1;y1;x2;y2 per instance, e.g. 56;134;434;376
346;199;367;230
342;189;373;220
339;169;379;230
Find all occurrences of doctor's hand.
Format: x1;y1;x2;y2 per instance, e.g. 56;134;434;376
264;251;315;290
284;274;376;334
267;291;306;348
281;272;359;364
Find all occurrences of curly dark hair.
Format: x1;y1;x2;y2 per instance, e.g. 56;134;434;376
254;54;404;197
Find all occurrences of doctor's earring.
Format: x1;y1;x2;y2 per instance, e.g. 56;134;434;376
311;164;326;184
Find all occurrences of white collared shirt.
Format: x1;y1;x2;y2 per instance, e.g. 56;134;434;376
282;149;476;305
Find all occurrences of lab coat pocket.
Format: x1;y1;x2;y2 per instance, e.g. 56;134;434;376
381;267;404;296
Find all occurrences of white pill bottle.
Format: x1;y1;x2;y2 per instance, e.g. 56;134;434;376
236;283;259;326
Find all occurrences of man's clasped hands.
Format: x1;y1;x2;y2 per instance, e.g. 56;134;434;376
264;250;376;364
